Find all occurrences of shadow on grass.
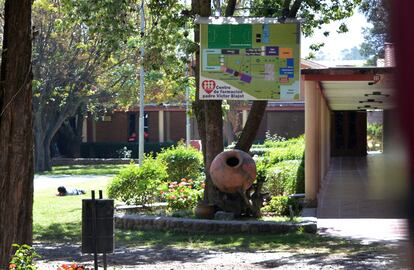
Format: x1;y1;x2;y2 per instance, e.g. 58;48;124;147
115;229;389;253
34;222;81;243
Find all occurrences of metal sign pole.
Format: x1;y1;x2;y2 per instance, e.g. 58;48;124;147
91;191;98;270
185;56;191;148
98;190;107;270
138;0;145;166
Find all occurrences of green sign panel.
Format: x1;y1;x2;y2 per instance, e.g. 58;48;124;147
198;17;300;100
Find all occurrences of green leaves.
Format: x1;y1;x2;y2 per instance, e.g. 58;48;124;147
9;244;40;270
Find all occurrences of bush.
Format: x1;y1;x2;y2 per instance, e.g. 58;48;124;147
261;196;301;216
255;158;269;184
367;123;382;151
263;159;304;196
9;244;39;270
107;157;168;206
265;137;304;165
159;178;204;212
157;143;203;182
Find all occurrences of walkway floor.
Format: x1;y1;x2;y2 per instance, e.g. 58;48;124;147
317;154;409;243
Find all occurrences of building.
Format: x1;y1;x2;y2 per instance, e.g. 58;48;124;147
80;60;328;155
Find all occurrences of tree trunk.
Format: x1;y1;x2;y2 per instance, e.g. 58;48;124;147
0;0;33;267
33;98;83;172
192;0;216;203
34;130;52;172
203;100;223;203
235;101;268;152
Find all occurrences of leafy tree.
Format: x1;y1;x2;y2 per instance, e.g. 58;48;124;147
0;0;33;267
32;0;195;171
32;0;118;171
193;0;363;215
341;46;365;60
359;0;391;65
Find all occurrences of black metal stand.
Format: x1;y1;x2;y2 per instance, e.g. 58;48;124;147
82;189;112;270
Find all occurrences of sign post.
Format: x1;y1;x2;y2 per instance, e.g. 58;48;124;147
197;17;300;101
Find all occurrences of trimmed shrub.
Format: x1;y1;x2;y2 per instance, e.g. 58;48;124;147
265;139;304;165
255;158;269;184
263;159;304;196
157;143;203;182
261;195;301;216
107;157;168;206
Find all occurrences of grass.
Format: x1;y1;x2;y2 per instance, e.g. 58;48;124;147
115;229;387;254
33;178;390;255
33;178;112;242
37;164;128;176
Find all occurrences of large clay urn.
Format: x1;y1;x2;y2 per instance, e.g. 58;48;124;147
210;150;256;193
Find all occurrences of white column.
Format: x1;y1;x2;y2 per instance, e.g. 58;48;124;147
82;117;87;143
305;80;319;204
158;110;164;143
92;120;96;143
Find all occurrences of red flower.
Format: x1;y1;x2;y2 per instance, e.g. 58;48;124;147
9;264;16;269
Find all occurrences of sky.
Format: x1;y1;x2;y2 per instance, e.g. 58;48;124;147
301;11;370;60
181;0;371;61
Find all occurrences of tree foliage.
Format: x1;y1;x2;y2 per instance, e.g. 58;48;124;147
31;0;195;171
359;0;391;65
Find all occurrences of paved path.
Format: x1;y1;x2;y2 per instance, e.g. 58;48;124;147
34;243;407;270
317;155;406;219
316;155;409;244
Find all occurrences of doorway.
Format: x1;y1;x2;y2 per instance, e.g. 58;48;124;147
331;111;367;156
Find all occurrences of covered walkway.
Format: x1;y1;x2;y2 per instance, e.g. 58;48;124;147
316;154;408;242
317;154;408;242
317;155;403;218
301;67;408;242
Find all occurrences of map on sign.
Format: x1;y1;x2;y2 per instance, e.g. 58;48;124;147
198;18;300;100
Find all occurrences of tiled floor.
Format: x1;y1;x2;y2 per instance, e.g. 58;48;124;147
317;154;409;242
317;154;406;218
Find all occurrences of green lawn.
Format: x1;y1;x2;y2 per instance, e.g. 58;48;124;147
33;178;113;242
33;178;387;254
37;164;128;176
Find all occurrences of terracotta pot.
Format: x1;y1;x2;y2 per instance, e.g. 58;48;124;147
210;150;256;193
194;203;215;219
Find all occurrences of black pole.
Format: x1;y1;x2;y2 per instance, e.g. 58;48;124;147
103;253;107;270
91;190;98;270
100;189;107;270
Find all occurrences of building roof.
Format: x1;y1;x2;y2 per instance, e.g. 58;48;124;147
302;67;395;111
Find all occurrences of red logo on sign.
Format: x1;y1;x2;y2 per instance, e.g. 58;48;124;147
201;80;216;94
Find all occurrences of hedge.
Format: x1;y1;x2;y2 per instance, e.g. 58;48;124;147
81;142;176;158
263;159;305;197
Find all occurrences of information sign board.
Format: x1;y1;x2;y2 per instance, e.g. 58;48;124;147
198;17;300;100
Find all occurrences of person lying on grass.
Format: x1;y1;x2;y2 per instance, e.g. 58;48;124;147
57;186;86;196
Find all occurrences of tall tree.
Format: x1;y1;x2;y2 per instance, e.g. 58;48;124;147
0;0;34;267
32;0;111;171
32;0;192;171
193;0;363;215
359;0;391;65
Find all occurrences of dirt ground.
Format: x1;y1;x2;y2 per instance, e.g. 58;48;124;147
34;239;408;270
